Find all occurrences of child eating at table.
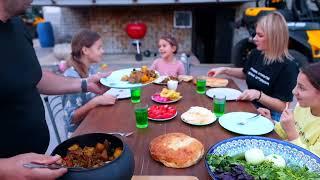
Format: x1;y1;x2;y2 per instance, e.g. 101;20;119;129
258;62;320;156
150;34;185;76
63;29;116;135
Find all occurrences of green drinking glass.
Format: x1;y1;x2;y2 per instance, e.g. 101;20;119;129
130;88;141;103
134;103;148;128
196;77;206;94
213;94;226;117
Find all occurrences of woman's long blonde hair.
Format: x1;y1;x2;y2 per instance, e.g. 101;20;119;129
69;29;101;78
257;12;292;64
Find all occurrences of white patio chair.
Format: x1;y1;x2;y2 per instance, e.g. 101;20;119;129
44;95;67;144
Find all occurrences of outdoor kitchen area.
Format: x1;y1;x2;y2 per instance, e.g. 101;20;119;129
32;0;252;63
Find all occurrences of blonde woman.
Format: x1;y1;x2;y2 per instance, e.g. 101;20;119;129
208;12;299;121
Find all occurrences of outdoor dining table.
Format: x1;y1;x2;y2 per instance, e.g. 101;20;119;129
72;79;279;180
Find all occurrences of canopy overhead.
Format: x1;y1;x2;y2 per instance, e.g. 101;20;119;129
32;0;253;6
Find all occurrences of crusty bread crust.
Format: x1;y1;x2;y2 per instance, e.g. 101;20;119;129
178;75;193;82
206;77;228;87
149;133;204;168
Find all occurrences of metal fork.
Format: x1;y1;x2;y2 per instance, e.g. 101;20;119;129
238;114;260;125
108;131;134;137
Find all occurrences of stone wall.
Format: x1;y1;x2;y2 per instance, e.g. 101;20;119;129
45;6;192;54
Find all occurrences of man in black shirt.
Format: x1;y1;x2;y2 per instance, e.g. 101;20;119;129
0;0;108;179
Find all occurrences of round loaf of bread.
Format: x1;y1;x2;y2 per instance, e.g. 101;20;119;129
149;133;204;168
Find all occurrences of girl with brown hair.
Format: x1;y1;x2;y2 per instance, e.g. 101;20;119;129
63;29;116;134
150;34;185;76
259;62;320;156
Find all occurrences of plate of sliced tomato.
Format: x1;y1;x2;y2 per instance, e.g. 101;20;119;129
148;105;177;121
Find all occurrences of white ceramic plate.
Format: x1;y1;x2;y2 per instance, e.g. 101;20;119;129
206;88;242;101
218;112;275;135
181;115;216;126
153;75;168;85
153;75;181;85
148;111;178;121
100;68;159;89
151;94;182;104
104;88;131;99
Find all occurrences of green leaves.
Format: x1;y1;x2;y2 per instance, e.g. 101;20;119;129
206;154;320;179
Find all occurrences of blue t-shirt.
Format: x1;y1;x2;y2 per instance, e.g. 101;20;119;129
62;66;96;132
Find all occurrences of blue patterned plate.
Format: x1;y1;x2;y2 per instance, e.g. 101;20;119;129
205;136;320;179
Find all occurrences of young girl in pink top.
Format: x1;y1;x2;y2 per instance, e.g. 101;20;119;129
150;34;185;76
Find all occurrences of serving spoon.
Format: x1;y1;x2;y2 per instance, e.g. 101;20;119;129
23;162;86;171
108;131;134;137
24;159;113;171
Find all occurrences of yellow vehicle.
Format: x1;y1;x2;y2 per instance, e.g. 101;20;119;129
232;0;320;67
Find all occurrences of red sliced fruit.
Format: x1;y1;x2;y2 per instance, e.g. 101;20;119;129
148;105;177;119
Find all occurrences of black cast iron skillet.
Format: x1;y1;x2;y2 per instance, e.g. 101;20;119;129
51;133;135;180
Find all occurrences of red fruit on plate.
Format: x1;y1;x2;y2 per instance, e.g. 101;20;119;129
148;105;177;119
155;114;162;119
162;113;172;119
148;112;155;118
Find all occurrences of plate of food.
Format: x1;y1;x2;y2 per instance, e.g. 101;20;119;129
100;66;159;89
205;136;320;180
151;88;182;103
148;105;177;121
218;112;274;135
181;106;217;126
153;75;180;85
206;88;242;101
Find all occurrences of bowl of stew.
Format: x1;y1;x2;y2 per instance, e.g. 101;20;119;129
51;133;135;180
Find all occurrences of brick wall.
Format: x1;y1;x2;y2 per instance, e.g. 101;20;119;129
46;6;192;54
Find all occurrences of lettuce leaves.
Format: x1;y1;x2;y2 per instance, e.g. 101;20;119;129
206;154;320;179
